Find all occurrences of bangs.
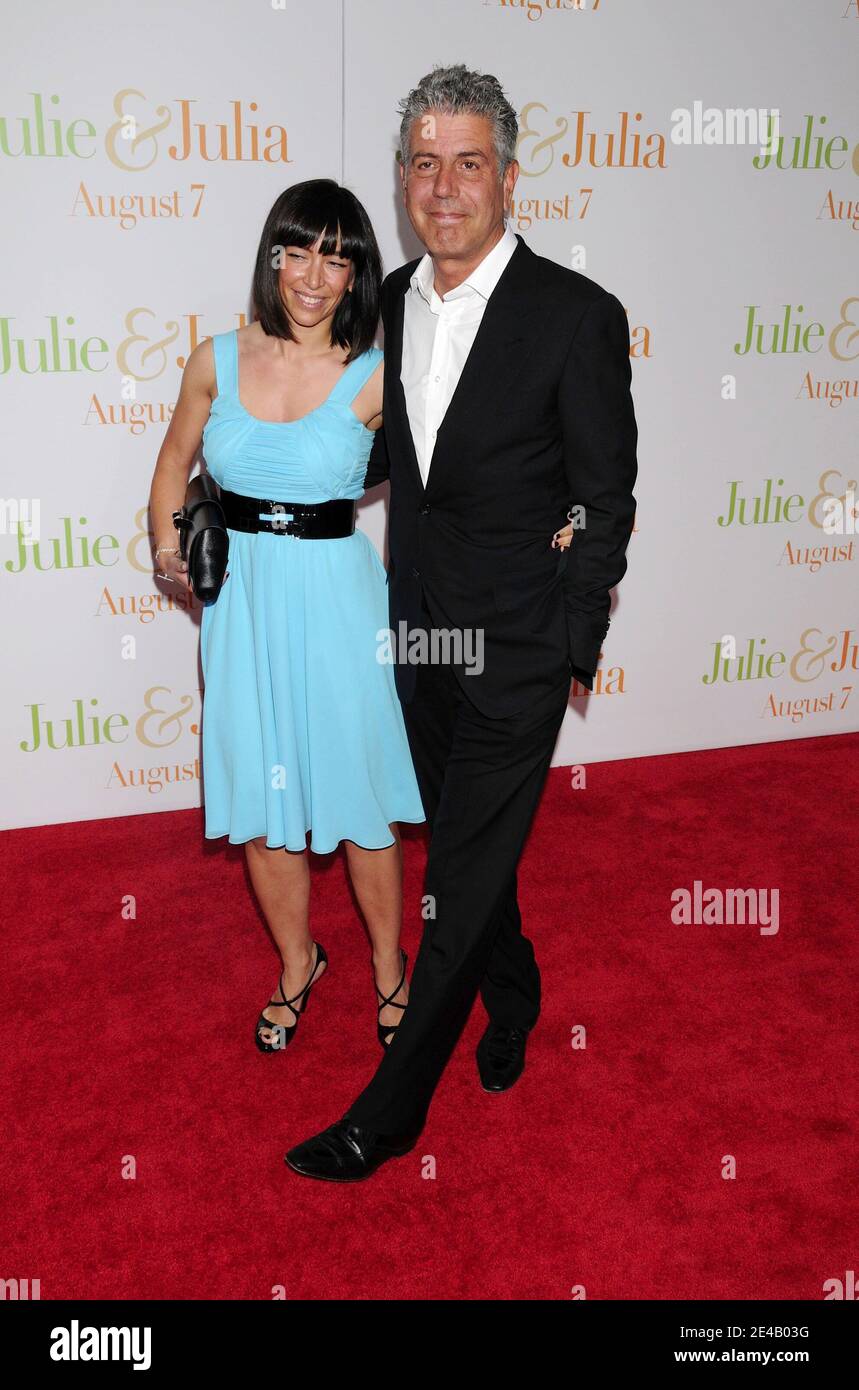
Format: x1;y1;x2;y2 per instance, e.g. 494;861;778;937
274;186;367;266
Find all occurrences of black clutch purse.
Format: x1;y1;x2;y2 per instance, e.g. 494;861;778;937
172;473;229;605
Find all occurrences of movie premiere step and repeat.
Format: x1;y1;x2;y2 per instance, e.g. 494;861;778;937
2;0;857;831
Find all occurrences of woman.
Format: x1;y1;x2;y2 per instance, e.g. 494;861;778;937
150;179;574;1059
149;180;425;1053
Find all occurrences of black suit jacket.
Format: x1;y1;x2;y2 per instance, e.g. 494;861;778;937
364;232;638;718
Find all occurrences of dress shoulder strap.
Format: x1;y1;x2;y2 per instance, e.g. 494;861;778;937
329;346;383;406
211;330;239;397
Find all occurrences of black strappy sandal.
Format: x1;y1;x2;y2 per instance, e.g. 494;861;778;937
255;941;327;1053
374;948;408;1048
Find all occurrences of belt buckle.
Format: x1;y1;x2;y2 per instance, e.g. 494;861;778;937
269;502;293;535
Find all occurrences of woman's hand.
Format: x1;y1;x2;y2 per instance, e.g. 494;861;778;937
552;521;575;551
154;545;191;590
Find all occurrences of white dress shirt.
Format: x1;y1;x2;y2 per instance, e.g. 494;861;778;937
401;222;519;485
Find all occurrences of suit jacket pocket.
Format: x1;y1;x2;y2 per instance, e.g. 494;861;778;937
494;386;553;417
493;554;564;612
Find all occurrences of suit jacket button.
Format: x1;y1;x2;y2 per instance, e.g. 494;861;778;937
419;503;431;515
412;567;421;579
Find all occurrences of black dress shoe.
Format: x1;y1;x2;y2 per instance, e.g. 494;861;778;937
476;1022;529;1092
284;1120;421;1182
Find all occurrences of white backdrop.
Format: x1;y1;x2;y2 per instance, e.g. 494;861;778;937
2;0;857;831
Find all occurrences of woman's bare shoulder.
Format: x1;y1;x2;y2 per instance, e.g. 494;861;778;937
183;335;217;397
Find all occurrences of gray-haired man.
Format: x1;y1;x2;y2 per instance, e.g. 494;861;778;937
286;64;638;1181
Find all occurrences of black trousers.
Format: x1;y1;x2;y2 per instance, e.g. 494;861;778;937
344;647;570;1135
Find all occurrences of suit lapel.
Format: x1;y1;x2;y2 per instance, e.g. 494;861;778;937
385;235;548;497
386;276;424;494
434;240;537;415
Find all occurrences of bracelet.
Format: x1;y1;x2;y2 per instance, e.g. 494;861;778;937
154;546;181;560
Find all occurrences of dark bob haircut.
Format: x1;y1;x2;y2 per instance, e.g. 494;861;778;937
251;180;382;363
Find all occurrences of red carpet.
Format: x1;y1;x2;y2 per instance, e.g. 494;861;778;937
2;732;857;1300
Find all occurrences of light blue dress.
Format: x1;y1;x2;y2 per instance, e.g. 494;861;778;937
199;328;425;853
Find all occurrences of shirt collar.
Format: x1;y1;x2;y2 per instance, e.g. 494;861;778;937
410;223;519;311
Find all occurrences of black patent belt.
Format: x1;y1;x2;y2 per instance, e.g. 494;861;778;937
219;489;355;538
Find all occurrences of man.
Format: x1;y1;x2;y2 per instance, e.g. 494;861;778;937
285;63;638;1181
